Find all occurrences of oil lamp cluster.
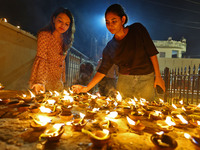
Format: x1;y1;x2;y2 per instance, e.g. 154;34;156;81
2;82;200;149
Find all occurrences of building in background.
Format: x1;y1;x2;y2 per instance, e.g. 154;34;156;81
154;37;186;58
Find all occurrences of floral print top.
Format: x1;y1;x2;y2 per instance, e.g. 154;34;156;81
29;31;67;91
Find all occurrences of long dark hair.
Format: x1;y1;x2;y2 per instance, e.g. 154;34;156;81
105;4;128;26
39;7;75;55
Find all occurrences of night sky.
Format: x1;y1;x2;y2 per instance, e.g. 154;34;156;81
0;0;200;57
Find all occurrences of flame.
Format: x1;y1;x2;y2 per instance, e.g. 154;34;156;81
107;111;118;119
45;123;64;137
176;115;188;124
114;101;118;106
80;112;85;119
63;90;69;96
159;98;164;103
184;133;191;139
22;94;27;98
179;100;183;105
197;103;200;108
49;91;53;95
102;129;109;135
88;93;98;99
39;106;52;113
156;131;164;135
54;91;60;97
96;92;101;97
28;90;36;98
63;95;74;103
116;91;122;102
126;116;136;125
165;116;176;126
68;88;73;94
172;104;177;109
34;115;51;126
92;108;100;112
47;99;56;106
197;121;200;125
0;99;2;101
182;106;186;111
154;111;162;116
3;18;7;22
134;97;138;101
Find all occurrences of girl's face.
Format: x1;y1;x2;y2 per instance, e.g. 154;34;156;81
105;12;125;34
54;13;71;34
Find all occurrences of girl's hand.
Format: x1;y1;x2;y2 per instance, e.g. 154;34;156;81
31;84;45;95
154;76;165;92
71;85;88;93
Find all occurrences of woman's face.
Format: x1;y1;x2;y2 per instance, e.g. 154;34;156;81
105;12;124;34
54;13;71;34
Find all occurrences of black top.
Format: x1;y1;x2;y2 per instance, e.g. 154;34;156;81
98;23;159;75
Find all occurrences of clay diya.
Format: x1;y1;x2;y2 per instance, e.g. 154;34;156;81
174;114;188;128
99;120;118;133
156;119;174;133
85;108;99;119
184;133;200;148
128;111;144;121
126;116;145;131
189;119;200;128
0;83;5;90
149;110;164;120
39;123;65;142
59;111;73;121
151;131;177;149
123;106;132;115
31;115;51;131
72;113;87;131
17;104;30;112
82;128;110;148
0;98;10;105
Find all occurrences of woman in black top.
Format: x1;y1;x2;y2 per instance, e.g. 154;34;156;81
72;4;165;100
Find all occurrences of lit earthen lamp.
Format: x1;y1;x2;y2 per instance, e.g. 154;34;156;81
39;123;65;143
82;128;110;148
151;131;177;149
72;113;87;131
128;111;144;121
126;116;145;131
99;119;118;133
189;119;200;128
31;115;51;131
174;114;188;128
0;83;5;90
85;108;99;119
0;98;10;105
184;133;200;148
59;110;73;121
156;116;176;132
39;106;57;116
19;90;36;103
149;110;164;120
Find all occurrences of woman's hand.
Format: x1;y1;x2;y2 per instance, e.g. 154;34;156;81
31;84;45;95
154;76;165;92
71;85;88;93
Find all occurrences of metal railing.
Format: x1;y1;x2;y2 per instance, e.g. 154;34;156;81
65;47;96;88
163;65;200;105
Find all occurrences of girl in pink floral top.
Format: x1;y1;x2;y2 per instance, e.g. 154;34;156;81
30;7;75;94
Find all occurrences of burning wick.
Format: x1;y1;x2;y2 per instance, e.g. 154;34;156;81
184;133;200;147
